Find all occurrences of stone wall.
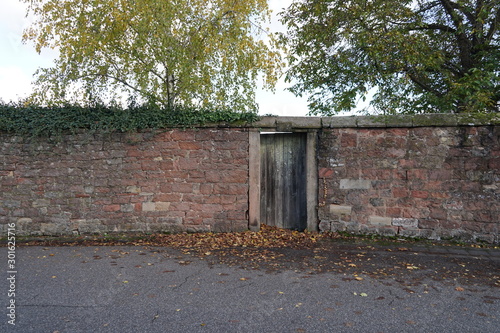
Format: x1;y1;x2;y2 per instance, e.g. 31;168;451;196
0;128;249;235
316;119;499;243
1;114;499;242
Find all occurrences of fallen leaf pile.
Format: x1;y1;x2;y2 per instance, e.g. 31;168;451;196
17;224;339;253
153;224;326;252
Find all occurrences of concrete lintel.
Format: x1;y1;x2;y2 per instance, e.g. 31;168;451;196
274;117;321;131
252;117;277;128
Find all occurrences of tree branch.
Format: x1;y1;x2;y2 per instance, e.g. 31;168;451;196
449;0;477;23
439;0;475;71
414;1;441;15
406;23;457;33
439;0;464;29
441;60;465;76
485;7;500;41
404;67;445;97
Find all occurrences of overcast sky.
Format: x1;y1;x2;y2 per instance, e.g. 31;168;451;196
0;0;313;116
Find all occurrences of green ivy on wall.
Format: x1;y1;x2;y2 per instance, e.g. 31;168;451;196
0;102;260;138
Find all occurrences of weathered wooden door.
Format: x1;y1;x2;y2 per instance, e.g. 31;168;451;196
260;133;307;230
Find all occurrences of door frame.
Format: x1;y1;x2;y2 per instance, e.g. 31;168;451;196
249;130;318;232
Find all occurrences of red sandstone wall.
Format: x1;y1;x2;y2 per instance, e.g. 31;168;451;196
317;126;499;243
0;128;249;235
1;116;499;243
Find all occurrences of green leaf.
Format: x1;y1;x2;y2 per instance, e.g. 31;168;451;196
280;0;500;115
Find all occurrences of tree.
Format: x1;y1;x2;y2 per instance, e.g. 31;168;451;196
280;0;500;115
22;0;282;112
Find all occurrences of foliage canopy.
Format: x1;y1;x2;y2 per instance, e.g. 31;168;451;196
22;0;282;112
281;0;500;115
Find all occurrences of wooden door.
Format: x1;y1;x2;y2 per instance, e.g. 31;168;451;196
260;133;307;231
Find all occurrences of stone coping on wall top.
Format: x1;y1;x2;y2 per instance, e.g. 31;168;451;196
2;114;497;137
250;113;500;130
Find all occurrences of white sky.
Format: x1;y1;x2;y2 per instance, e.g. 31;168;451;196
0;0;312;116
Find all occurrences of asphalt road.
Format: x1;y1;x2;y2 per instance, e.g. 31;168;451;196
1;243;499;333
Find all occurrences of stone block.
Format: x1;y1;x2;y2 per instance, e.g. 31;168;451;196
340;179;371;190
17;217;33;224
40;223;65;235
329;204;352;215
392;218;419;228
412;114;458;127
213;221;234;233
186;225;212;233
106;158;123;165
157;217;182;225
369;198;385;207
16;218;33;233
103;204;121;212
398;228;422;238
341;133;357;147
378;227;398;237
385;115;414;127
252;117;276;128
323;117;358;128
344;222;361;233
318;220;331;232
155;202;171;211
126;185;141;193
120;204;135;212
319;168;334;178
356;116;387;128
171;130;196;141
417;229;435;239
275;117;322;129
369;216;392;226
330;221;347;232
77;219;107;234
32;199;50;208
142;202;156;212
2;200;21;208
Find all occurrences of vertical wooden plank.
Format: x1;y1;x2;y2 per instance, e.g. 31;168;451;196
298;133;308;230
268;135;277;226
260;135;269;225
260;134;276;227
286;133;307;231
248;132;260;232
286;134;295;230
274;134;284;228
259;135;266;226
282;134;292;229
